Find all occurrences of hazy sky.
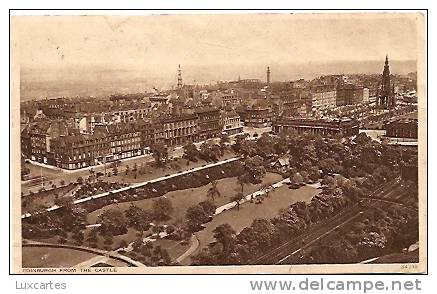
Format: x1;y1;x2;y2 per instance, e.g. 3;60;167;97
14;13;421;72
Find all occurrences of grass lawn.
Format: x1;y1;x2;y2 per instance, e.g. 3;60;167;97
22;246;100;268
87;172;282;224
22;150;237;208
186;184;320;264
80;227;190;263
84;172;282;261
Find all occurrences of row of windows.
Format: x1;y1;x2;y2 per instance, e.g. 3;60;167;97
30;136;45;141
163;120;196;130
71;139;108;147
113;132;141;139
111;144;141;153
199;115;219;121
31;143;45;148
114;109;148;115
163;128;196;138
111;137;140;146
224;118;240;124
66;149;110;160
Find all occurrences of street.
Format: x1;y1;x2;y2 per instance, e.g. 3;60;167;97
21;126;272;194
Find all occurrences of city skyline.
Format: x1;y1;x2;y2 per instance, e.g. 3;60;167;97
14;13;422;100
20;58;417;101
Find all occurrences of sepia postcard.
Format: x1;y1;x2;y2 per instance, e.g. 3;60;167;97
10;11;427;274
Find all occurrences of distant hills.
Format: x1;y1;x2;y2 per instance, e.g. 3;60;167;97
19;59;416;101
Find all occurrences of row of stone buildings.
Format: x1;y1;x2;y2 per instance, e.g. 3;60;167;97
21;108;242;170
272;116;360;137
310;83;370;112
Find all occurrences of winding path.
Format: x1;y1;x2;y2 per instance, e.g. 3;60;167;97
175;235;200;263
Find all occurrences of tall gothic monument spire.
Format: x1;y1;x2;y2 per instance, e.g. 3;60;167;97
378;55;395;109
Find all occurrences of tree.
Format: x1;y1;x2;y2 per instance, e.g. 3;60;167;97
152;197;174;221
206;180;221;201
76;177;84;184
354;132;372;145
72;230;85;245
183;142;200;162
220;133;230;144
140;241;153;257
151;143;169;166
98;209;128;236
171;218;187;240
233;134;246;154
191;247;218;265
103;233;114;247
236;139;257;157
125;204;153;232
300;171;310;183
308;166;321;181
321;175;336;188
199;142;221;162
319;158;341;174
125;164;130;176
213;223;236;253
242;156;266;184
133;163;138;179
86;228;99;245
255;133;276;158
160;249;172;265
250;219;280;253
198;200;217;216
118;239;129;249
232;192;245;210
237;175;247;194
340;179;364;201
185;205;209;232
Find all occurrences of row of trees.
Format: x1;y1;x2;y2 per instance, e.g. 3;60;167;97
183;140;229;163
191;176;363;265
299;205;419;264
234;130;416;184
191;165;392;265
97;197;174;238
